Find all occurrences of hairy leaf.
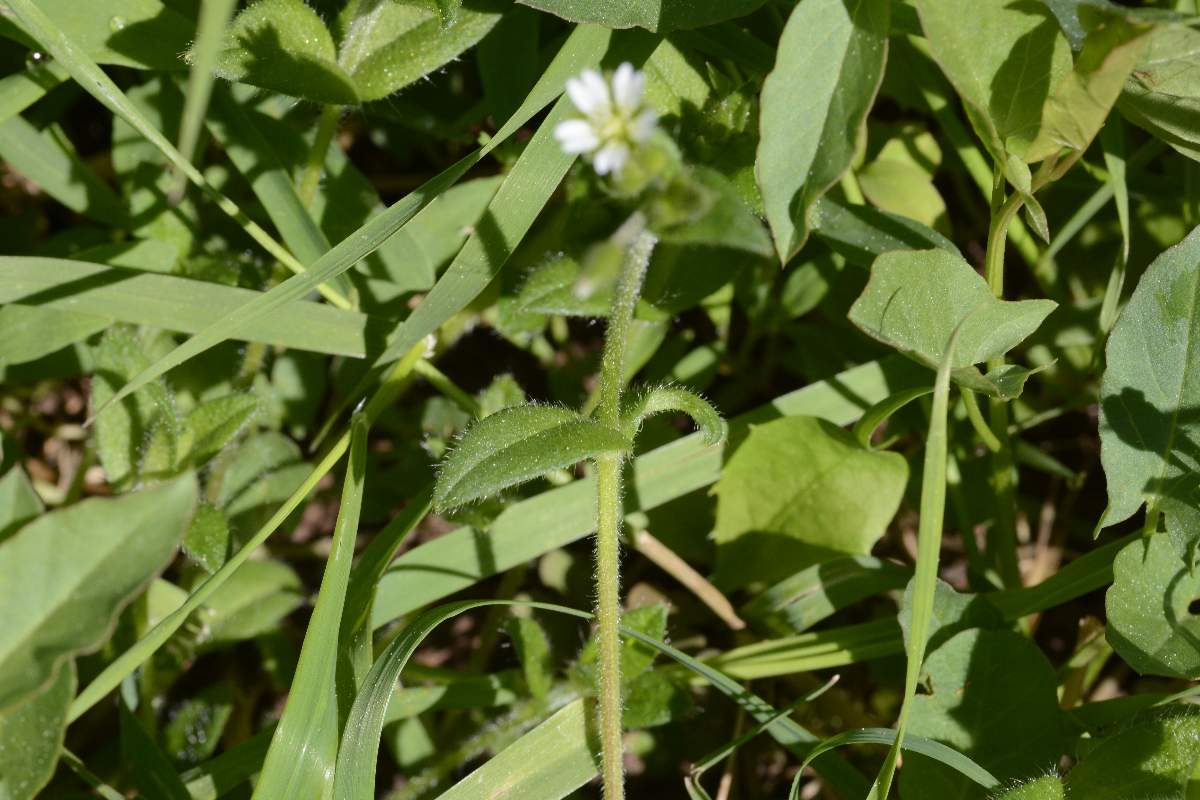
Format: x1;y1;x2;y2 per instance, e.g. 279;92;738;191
1064;708;1200;798
517;0;765;32
434;404;631;511
0;662;73;800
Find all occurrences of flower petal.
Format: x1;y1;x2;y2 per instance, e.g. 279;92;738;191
566;69;610;115
592;141;630;176
630;108;658;143
611;62;643;112
554;119;599;154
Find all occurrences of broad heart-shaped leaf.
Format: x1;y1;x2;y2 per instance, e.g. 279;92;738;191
0;473;196;710
1118;25;1200;163
1098;224;1200;530
1106;527;1200;679
991;776;1064;800
757;0;890;263
1064;707;1200;798
516;0;765;32
1022;16;1150;163
849;249;1057;383
336;0;504;102
711;415;907;589
434;404;631;512
912;0;1072;164
899;629;1065;800
0;660;73;800
208;0;359;105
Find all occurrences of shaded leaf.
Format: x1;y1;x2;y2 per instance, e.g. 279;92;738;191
1118;25;1200;162
184;394;259;468
912;0;1073;165
712;415;907;588
0;474;196;710
1107;525;1200;679
900;629;1064;800
208;0;358;105
1098;224;1200;529
434;404;630;511
0;466;41;543
757;0;890;262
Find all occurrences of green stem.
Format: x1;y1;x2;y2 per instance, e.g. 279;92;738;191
298;105;340;208
983;180;1026;589
594;214;656;800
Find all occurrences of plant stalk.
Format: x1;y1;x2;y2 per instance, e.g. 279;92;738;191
983;177;1027;588
298;104;341;208
594;214;656;800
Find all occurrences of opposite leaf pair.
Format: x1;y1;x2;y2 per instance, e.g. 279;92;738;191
433;384;725;512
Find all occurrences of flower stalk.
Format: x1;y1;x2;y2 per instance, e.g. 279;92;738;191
594;213;656;800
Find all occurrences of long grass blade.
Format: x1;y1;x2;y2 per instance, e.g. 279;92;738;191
251;415;368;799
869;325;960;799
0;257;376;358
172;0;237;199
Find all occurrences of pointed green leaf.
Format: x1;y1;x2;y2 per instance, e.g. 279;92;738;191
1024;17;1150;163
1099;219;1200;530
912;0;1073;163
184;394;260;468
757;0;890;262
206;0;358;104
0;474;197;710
849;249;1057;370
434;404;630;511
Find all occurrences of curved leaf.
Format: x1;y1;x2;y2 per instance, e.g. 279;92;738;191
434;404;630;511
1099;224;1200;530
619;384;725;444
0;474;197;710
0;661;74;800
757;0;890;263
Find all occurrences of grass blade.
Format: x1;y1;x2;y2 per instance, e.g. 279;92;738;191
0;61;69;125
172;0;237;198
0;257;376;358
251;415;368;799
869;326;960;799
791;728;999;799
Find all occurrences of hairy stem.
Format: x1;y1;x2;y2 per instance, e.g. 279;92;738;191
594;214;656;800
983;176;1027;588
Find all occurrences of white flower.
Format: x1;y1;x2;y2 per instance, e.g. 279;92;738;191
553;62;658;177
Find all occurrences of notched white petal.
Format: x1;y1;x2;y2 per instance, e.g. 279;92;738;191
593;141;630;176
611;62;643;112
554;119;599;154
630;109;658;143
